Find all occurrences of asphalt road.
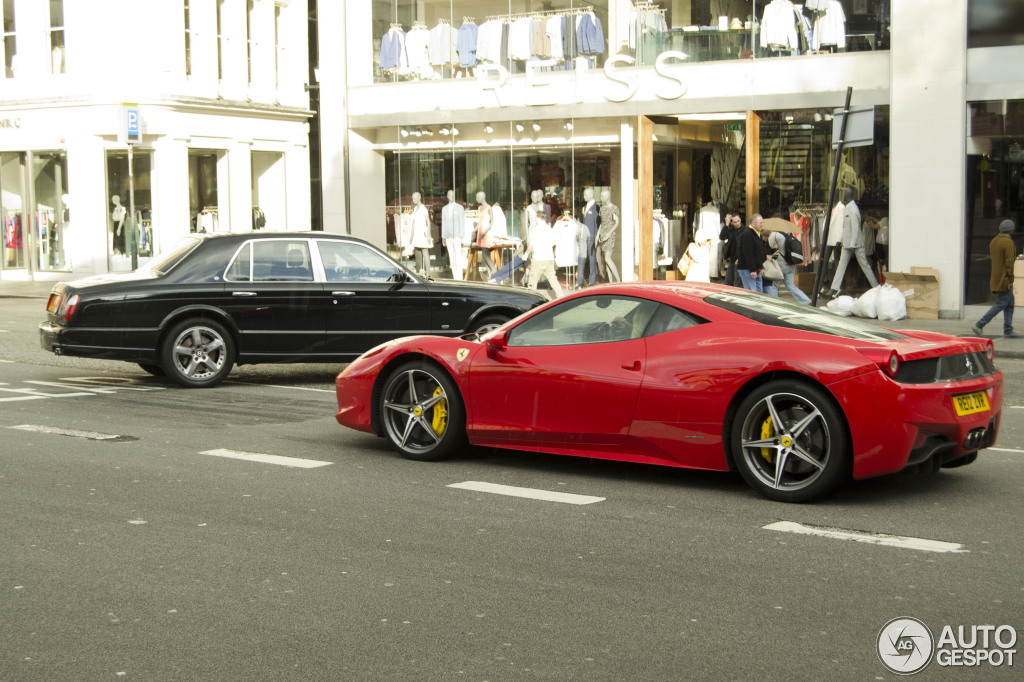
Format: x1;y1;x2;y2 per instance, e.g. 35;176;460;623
1;298;1022;681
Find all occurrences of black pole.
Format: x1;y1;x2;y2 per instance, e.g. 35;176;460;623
811;86;853;307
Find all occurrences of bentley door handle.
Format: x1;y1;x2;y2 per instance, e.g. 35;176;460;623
331;291;356;296
232;291;257;297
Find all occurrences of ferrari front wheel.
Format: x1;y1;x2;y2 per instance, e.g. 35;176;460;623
731;381;849;502
380;361;465;461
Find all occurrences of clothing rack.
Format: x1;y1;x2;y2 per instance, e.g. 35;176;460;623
487;6;594;21
462;16;475;24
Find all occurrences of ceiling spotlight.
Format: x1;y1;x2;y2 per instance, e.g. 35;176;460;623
824;113;833;121
784;113;794;123
400;128;409;137
439;126;450;135
413;127;423;137
450;126;459;136
564;120;574;131
531;122;541;132
515;123;525;133
813;112;822;122
484;123;494;134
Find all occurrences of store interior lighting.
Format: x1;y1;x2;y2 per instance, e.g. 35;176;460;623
531;121;541;132
515;123;525;133
400;127;409;137
439;126;450;135
413;127;423;137
484;123;494;133
564;119;573;131
813;112;823;122
450;126;459;136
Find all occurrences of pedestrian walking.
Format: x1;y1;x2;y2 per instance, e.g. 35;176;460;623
972;219;1020;338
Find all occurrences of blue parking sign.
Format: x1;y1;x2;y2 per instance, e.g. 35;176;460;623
125;107;140;143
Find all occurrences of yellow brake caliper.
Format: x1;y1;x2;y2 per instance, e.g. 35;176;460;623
760;416;774;463
430;386;448;436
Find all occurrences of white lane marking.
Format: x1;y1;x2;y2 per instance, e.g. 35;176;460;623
447;480;605;505
263;384;335;394
1009;406;1024;409
198;448;332;469
9;424;126;441
0;358;14;362
764;521;967;554
988;447;1024;453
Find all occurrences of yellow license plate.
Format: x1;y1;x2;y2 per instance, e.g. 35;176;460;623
953;391;989;416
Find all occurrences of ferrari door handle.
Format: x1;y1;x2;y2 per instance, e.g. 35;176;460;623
331;291;356;296
622;360;642;371
232;291;257;297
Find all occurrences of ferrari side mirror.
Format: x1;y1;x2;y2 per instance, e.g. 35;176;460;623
486;330;509;353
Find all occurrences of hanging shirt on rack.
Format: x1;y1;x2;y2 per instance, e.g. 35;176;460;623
761;0;799;52
457;21;478;67
546;16;564;61
813;0;847;50
577;11;605;56
427;22;457;66
380;27;407;70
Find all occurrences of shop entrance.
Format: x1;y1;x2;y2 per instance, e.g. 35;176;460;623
1;150;69;275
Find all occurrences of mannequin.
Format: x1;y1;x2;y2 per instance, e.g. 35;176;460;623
409;192;433;277
577;187;600;287
827;187;878;297
522;190;547;286
474;191;497;275
111;195;126;254
596;189;620;282
441;189;466;280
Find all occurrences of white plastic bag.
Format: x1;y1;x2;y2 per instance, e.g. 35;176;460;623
875;283;907;321
826;295;856;316
851;286;881;319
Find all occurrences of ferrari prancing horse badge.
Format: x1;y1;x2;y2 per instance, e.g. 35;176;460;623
457;348;470;362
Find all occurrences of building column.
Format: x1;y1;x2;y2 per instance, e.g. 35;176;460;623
638;115;654;280
620;119;635;282
745;110;760;222
65;135;108;275
889;0;967;318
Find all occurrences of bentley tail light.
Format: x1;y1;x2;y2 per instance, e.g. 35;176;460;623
46;292;62;313
62;294;80;323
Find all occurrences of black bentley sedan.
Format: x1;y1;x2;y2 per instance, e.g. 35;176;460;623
40;232;546;387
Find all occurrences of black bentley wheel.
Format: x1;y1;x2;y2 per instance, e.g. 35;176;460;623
162;319;235;388
731;381;849;502
468;314;509;335
380;361;465;461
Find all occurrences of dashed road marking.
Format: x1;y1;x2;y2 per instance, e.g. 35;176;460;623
764;521;967;553
448;480;605;505
8;424;136;441
988;447;1024;453
198;448;333;469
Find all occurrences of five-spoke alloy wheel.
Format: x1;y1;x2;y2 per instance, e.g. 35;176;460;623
731;380;849;502
380;361;465;461
162;318;235;388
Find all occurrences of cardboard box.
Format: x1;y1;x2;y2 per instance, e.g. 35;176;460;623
795;272;817;296
885;269;939;319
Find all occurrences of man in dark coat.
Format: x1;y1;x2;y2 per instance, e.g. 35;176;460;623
972;219;1020;338
737;214;766;292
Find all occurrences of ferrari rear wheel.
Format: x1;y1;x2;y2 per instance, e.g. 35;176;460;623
380;360;465;461
732;381;849;502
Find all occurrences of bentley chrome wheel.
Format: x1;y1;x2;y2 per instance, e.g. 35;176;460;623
162;319;234;388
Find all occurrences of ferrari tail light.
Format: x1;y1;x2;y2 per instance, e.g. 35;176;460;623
985;339;995;361
62;294;80;323
856;347;901;378
886;351;900;377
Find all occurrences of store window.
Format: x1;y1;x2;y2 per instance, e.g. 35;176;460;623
968;0;1024;48
383;116;618;287
251;151;285;231
32;152;69;272
184;0;192;76
369;1;888;83
48;0;64;75
2;0;15;78
0;151;70;273
965;100;1024;304
106;150;155;272
1;151;25;269
189;149;227;234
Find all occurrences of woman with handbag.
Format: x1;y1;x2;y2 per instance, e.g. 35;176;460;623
762;228;810;303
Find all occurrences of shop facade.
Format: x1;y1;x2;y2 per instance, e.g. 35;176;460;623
319;0;1024;318
0;0;312;282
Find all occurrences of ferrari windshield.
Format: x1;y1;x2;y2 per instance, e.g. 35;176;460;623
705;291;907;341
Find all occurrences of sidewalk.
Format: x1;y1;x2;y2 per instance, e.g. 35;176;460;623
3;277;1022;359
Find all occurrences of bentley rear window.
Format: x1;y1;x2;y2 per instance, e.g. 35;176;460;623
705;292;907;341
144;237;202;274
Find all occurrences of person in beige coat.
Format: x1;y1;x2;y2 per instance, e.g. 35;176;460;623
972;219;1020;338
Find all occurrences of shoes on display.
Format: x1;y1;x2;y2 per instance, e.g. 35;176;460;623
970;325;984;337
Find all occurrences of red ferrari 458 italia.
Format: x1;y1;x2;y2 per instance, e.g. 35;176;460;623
335;282;1001;502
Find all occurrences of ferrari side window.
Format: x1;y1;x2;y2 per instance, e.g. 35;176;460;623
643;305;701;337
509;295;659;347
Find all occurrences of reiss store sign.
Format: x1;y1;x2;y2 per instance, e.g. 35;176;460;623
476;52;691;107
